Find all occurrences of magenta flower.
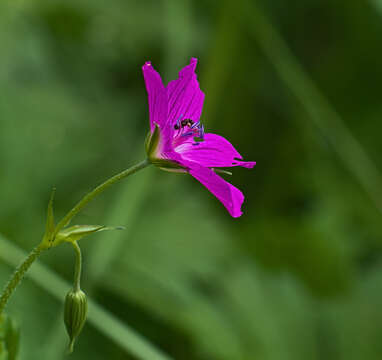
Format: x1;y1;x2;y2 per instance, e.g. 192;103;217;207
143;58;255;217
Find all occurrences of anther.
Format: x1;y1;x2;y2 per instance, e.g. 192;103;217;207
174;114;184;130
174;116;195;130
199;124;205;139
181;131;194;137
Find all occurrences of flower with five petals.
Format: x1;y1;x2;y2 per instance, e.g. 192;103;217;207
143;58;255;217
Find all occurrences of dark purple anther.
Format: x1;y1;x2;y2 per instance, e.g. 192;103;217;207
174;114;183;130
181;131;194;137
199;124;205;139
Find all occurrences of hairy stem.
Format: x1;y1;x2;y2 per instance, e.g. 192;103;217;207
0;159;151;313
55;158;151;234
0;244;44;314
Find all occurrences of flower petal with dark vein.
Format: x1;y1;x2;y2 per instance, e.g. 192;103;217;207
143;58;256;217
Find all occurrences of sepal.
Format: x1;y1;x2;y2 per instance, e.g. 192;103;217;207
145;123;161;159
153;159;186;173
145;124;186;172
55;225;124;246
40;188;56;249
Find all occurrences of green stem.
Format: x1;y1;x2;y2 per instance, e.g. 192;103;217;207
0;244;44;315
71;242;82;291
0;159;151;314
55;159;151;234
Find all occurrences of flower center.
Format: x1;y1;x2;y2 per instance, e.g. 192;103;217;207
174;119;194;130
173;115;204;146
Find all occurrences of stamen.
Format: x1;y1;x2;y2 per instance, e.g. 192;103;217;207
199;124;205;139
174;114;184;130
181;131;194;137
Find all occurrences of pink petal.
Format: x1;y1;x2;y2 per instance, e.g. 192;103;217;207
176;133;256;169
166;58;205;126
142;61;168;132
188;163;246;218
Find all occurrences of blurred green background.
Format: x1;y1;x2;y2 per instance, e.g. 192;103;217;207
1;0;382;359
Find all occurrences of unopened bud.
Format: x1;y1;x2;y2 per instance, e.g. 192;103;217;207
64;289;88;353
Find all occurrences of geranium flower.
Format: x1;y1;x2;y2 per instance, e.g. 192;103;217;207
143;58;255;217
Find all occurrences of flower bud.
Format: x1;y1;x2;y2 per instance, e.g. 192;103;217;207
0;313;20;360
64;289;88;353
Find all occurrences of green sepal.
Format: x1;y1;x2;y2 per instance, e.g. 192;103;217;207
211;168;232;176
145;125;186;172
55;225;124;246
0;314;20;360
40;188;56;249
145;124;160;159
154;159;186;173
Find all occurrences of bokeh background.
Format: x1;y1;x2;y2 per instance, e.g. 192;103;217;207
1;0;382;359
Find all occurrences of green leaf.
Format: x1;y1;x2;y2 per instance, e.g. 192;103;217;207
4;318;19;360
0;314;19;360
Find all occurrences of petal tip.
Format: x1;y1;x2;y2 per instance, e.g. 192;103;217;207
231;211;243;218
246;161;256;169
230;190;245;218
142;61;152;71
185;57;198;73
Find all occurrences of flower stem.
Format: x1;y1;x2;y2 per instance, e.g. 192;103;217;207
71;241;82;292
0;244;44;315
0;159;151;314
55;158;151;234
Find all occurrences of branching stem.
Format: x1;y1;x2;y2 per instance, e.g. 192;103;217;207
0;159;151;314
